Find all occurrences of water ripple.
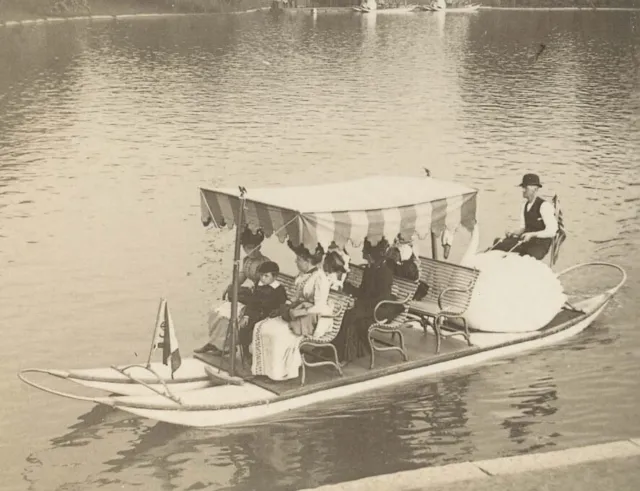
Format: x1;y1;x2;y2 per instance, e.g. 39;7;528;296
1;9;639;491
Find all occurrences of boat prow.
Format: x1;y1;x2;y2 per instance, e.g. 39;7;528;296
19;358;213;397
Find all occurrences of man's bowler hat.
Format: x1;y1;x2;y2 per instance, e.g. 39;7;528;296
518;173;542;188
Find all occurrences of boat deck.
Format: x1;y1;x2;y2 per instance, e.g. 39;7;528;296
194;306;588;397
195;327;470;396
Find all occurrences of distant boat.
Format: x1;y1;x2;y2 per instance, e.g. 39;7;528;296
413;3;481;13
352;5;417;14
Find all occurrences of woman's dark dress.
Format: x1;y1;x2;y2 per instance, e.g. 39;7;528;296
388;258;420;282
239;283;288;349
332;261;395;363
389;256;431;301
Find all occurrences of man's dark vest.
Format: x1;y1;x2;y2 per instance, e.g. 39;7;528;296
524;197;546;233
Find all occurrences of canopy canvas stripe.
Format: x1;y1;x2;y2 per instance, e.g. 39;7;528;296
200;176;478;250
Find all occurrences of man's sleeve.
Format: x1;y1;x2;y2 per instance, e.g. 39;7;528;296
538;201;558;238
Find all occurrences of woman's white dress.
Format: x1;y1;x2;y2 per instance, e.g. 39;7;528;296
251;268;332;381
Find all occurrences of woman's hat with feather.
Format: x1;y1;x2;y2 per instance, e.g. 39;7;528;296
362;236;390;260
240;226;265;247
287;239;325;264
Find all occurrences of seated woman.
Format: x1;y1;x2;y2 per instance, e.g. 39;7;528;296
195;226;270;354
390;234;430;301
327;241;351;272
386;242;420;282
324;249;348;292
251;242;332;381
332;237;396;364
238;261;288;355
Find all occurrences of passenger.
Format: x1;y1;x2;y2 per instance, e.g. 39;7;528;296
386;242;420;282
251;242;333;381
332;238;396;364
324;249;349;291
238;261;288;355
387;235;430;300
195;226;270;354
327;241;351;274
492;173;558;261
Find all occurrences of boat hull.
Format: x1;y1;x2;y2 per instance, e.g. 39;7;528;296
19;262;625;428
108;293;611;427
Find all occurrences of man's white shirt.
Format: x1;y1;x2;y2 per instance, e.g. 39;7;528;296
519;200;558;238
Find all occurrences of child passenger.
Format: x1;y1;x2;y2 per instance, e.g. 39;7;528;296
238;261;288;352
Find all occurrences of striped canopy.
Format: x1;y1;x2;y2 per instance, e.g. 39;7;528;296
200;176;477;250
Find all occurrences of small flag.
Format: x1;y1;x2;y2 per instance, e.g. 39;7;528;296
151;299;182;378
551;195;567;266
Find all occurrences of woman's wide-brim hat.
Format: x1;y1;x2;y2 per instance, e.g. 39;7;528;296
518;173;542;188
240;226;265;246
325;250;347;274
394;233;413;246
363;237;390;259
287;240;324;263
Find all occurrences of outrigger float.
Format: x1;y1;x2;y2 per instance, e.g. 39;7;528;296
19;175;626;428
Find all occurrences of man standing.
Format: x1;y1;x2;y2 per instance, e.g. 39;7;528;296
493;173;558;260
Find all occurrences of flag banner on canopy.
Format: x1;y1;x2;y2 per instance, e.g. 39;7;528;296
200;176;478;252
151;299;182;378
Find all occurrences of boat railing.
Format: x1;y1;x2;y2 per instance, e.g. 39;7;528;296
17;364;186;406
557;261;627;295
556;261;627;300
17;368;117;406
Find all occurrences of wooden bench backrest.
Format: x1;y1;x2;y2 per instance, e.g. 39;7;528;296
417;257;480;311
347;265;418;300
276;273;353;342
346;264;419;327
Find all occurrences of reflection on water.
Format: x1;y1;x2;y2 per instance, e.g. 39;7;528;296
23;373;474;490
1;9;639;491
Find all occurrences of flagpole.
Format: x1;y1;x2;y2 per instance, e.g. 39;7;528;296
146;298;165;368
228;188;246;377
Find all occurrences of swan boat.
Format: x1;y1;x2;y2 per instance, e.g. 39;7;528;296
19;175;626;427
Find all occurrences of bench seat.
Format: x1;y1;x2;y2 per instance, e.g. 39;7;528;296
276;272;354;385
346;264;420;368
409;256;480;352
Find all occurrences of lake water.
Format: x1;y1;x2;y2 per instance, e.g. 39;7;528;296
1;9;639;491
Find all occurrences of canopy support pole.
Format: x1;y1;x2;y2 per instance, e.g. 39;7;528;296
145;298;165;369
228;188;246;378
431;232;439;260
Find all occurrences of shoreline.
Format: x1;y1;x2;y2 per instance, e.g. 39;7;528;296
2;4;640;28
300;438;640;491
0;11;266;28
